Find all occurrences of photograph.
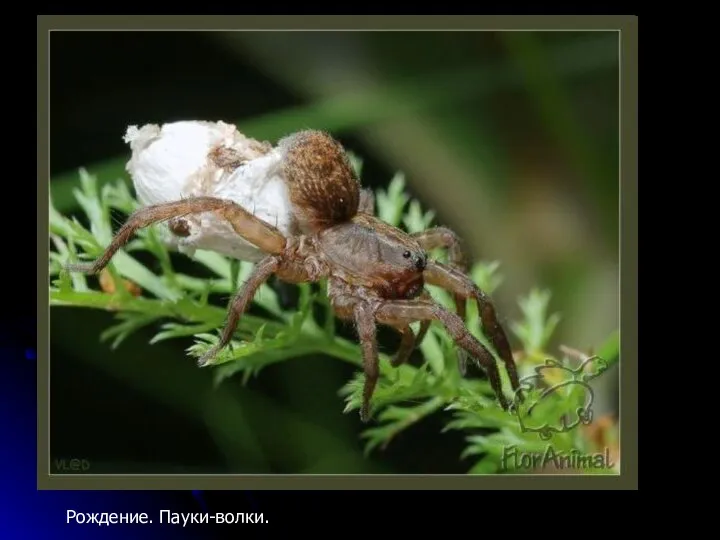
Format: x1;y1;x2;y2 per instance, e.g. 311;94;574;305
47;28;622;477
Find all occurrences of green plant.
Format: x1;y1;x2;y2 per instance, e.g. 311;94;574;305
49;164;619;475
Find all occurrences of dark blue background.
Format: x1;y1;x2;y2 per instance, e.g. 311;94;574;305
0;306;418;535
1;315;203;538
1;311;469;535
1;323;298;536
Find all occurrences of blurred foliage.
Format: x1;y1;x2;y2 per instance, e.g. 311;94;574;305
50;166;618;474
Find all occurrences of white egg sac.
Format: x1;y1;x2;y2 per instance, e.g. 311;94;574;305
123;121;295;262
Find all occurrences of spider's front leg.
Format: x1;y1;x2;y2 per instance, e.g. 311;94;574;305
413;227;471;372
423;260;521;397
375;298;510;411
413;227;468;317
64;196;287;275
412;227;467;271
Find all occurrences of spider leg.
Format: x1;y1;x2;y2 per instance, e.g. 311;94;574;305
64;196;287;275
376;298;509;411
391;290;432;367
412;227;467;270
354;302;380;423
392;323;429;367
331;295;379;423
423;260;521;397
198;255;280;366
413;227;470;373
358;188;375;215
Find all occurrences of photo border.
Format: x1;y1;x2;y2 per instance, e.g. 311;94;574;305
37;14;638;490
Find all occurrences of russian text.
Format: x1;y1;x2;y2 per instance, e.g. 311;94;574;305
66;511;150;526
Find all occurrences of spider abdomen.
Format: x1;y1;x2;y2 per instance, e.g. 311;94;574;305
278;130;361;233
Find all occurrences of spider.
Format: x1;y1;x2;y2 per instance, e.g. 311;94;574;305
65;129;521;422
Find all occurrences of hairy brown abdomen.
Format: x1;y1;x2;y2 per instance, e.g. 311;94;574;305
280;130;360;233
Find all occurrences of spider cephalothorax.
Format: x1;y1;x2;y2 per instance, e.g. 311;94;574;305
66;127;521;422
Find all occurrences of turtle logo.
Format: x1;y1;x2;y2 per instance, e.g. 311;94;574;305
509;355;609;440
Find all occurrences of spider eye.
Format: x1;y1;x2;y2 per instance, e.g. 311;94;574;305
403;250;412;259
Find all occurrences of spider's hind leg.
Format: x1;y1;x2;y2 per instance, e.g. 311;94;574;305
64;196;287;276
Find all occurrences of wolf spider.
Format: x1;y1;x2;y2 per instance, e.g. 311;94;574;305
65;130;521;422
